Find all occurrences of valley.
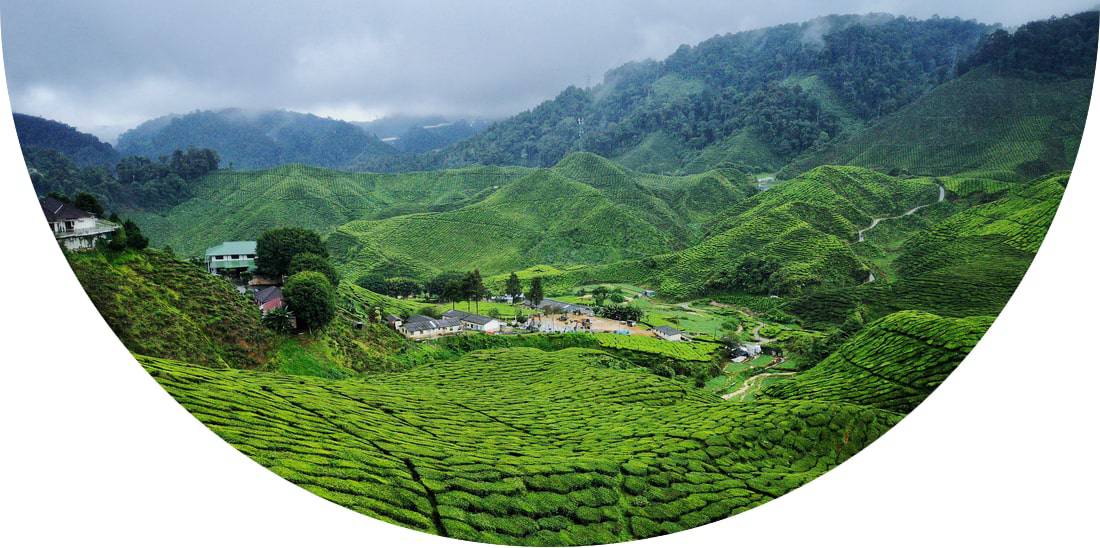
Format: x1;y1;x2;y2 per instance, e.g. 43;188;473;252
19;9;1096;545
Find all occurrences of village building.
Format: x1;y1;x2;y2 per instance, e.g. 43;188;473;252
253;286;285;314
530;298;594;316
205;241;257;276
40;197;119;251
654;325;684;342
384;314;403;329
442;310;502;333
398;316;463;340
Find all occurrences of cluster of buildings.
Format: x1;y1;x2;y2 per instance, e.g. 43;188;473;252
40;197;119;251
392;309;503;340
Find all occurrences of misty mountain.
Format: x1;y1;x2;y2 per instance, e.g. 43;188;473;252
13;113;119;167
357;116;491;154
117;108;398;170
353;14;994;173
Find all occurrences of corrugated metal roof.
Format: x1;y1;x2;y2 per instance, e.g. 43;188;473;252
205;241;257;257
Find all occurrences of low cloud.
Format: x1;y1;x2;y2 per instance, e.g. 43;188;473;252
1;0;1094;140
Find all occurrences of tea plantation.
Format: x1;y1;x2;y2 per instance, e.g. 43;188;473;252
763;311;992;413
67;249;270;368
141;347;899;545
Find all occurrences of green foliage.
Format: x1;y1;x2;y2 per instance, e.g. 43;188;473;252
597;303;643;323
528;278;545;308
283;271;336;330
331;154;754;281
140;348;899;544
958;12;1098;79
121;220;149;250
592;334;718;362
117;108;396;170
764;311;992;413
784;66;1093;180
356;15;989;174
289;252;340;285
505;272;523;301
66;249;269;368
72;192;104;217
255;227;327;277
786;173;1065;328
623;166;938;299
261;308;295;334
128;164;530;256
13;112;118;167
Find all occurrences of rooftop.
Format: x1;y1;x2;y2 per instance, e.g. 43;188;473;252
40;196;93;222
403;317;462;332
442;309;497;325
254;286;283;305
205;241;257;257
654;326;683;336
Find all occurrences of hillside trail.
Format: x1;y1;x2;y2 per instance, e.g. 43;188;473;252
858;185;945;283
857;185;945;243
722;366;795;400
751;322;776;344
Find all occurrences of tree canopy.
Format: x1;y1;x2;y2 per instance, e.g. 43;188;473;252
283;271;335;330
256;228;328;278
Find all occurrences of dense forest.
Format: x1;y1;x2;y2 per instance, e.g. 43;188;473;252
958;11;1099;78
354;14;993;173
117;108;397;170
13;113;119;167
25;145;220;212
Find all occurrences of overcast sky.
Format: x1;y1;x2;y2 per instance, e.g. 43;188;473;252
1;0;1095;141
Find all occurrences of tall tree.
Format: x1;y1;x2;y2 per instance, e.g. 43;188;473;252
592;286;610;306
288;252;340;285
505;272;522;303
462;269;487;314
283;271;335;331
255;228;327;277
528;277;544;310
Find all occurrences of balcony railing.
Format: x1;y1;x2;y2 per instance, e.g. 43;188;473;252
54;219;120;239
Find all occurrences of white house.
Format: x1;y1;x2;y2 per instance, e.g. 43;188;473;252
40;197;119;251
398;315;463;340
442;310;502;333
654;325;684;342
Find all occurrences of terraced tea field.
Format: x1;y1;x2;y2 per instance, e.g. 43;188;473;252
592;333;719;361
142;347;899;545
764;311;992;413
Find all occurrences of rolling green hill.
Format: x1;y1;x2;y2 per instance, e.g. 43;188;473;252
785;172;1066;327
781;66;1094;180
140;348;898;545
327;154;755;280
553;166;939;299
128;164;531;257
66;249;270;368
763;311;992;413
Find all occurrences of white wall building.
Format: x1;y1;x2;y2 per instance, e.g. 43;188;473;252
40;197;119;251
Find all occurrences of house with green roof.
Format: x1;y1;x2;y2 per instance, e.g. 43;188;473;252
204;241;257;275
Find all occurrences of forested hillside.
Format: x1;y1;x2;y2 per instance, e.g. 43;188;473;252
783;12;1097;179
14;113;119;167
118;109;398;169
353;15;991;174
